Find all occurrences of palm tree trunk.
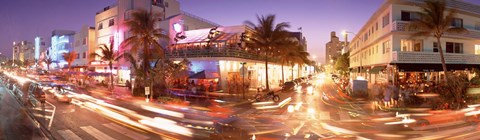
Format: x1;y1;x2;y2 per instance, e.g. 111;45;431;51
265;51;269;91
291;65;294;80
281;63;284;84
109;63;114;90
436;37;448;83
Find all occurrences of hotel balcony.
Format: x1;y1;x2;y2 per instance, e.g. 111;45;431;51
391;51;480;64
391;20;480;39
166;47;264;61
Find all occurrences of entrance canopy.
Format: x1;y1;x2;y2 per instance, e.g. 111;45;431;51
369;66;386;74
395;63;480;72
189;70;220;79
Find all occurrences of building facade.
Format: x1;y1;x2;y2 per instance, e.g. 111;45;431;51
169;25;310;91
72;25;96;71
94;0;219;83
326;31;347;64
49;30;75;69
349;0;480;84
34;37;46;62
13;41;35;66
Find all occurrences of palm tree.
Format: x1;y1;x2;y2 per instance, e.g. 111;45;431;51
120;9;168;96
245;14;290;91
277;39;303;83
90;42;122;89
408;0;468;82
62;51;77;71
41;57;55;71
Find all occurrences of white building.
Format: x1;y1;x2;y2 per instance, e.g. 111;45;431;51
72;25;96;71
94;0;219;83
169;25;310;91
349;0;480;84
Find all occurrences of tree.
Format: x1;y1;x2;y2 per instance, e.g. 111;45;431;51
334;52;350;77
277;39;309;82
41;57;56;71
90;41;122;89
245;14;290;91
408;0;468;82
120;9;169;97
62;51;77;71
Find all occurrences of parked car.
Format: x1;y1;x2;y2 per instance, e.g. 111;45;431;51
282;81;296;91
27;82;46;106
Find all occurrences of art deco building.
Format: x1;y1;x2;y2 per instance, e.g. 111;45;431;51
349;0;480;84
72;25;96;71
94;0;219;83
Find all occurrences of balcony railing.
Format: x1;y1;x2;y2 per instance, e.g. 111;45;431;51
391;20;480;39
166;47;264;61
392;51;480;64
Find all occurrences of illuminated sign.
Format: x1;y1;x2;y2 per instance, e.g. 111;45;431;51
173;23;182;33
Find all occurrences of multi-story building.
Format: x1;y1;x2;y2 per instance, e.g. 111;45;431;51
168;25;310;91
13;41;35;66
49;30;75;69
34;37;46;64
94;0;219;83
72;25;96;71
349;0;480;84
326;31;347;64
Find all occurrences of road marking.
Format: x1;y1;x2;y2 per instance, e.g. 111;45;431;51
46;101;56;130
80;126;116;140
57;130;82;140
103;123;149;140
33;113;52;119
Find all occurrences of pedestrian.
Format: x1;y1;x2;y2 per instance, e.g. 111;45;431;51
392;82;400;108
384;81;393;108
126;80;131;90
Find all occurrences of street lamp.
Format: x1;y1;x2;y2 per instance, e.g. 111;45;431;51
240;62;247;99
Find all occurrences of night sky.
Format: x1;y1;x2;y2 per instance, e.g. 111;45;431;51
1;0;480;63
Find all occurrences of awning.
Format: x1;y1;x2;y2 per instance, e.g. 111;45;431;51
369;66;386;74
395;63;480;72
189;71;220;79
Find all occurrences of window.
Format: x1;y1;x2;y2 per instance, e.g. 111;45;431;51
475;22;480;30
76;54;79;59
108;19;115;27
433;42;439;52
446;42;463;53
382;40;390;54
98;23;103;30
83;52;86;59
376;45;379;54
451;18;463;28
382;13;390;27
401;11;420;21
165;2;169;7
401;39;423;52
375;22;378;31
475;45;480;54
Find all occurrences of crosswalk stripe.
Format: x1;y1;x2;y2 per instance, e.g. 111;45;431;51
103;123;149;140
80;126;116;140
57;130;82;140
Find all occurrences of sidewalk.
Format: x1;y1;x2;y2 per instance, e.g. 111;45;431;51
89;85;283;108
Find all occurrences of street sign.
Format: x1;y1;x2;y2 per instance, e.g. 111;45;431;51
145;87;150;95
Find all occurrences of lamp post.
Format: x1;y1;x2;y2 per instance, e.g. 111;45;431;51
240;62;247;99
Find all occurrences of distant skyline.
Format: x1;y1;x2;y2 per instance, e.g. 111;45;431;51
1;0;480;63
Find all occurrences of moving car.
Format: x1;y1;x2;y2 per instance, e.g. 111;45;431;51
297;82;314;95
50;85;74;103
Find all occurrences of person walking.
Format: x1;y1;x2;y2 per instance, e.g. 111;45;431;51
384;81;393;108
